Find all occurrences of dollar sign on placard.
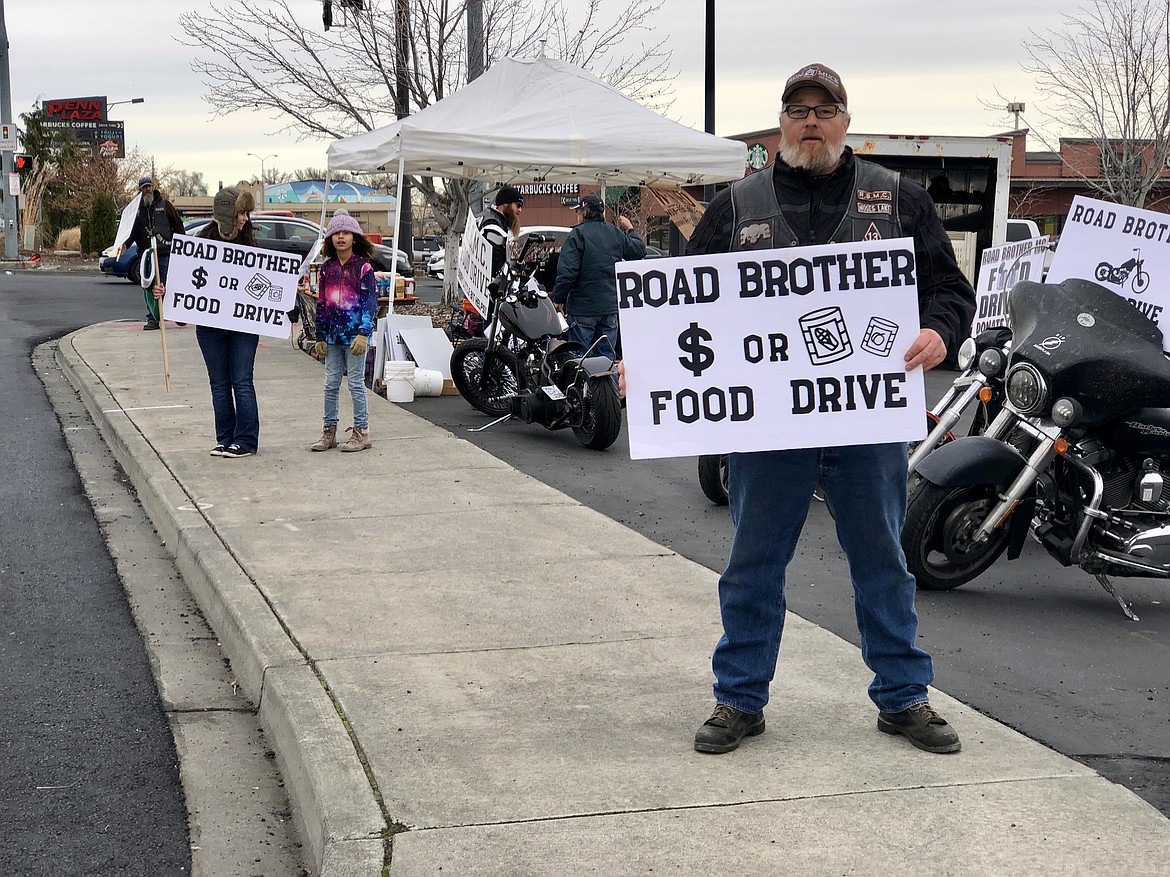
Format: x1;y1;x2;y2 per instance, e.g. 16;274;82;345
191;266;208;290
677;321;715;377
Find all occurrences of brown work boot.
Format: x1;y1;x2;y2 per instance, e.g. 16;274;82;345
310;424;337;452
694;704;765;754
339;425;371;452
877;702;961;753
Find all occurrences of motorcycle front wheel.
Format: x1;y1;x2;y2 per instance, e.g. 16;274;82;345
572;378;622;450
902;481;1009;590
451;338;521;417
698;454;729;505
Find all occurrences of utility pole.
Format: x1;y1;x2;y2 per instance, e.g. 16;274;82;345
467;0;485;216
702;0;715;204
394;0;412;245
0;0;17;259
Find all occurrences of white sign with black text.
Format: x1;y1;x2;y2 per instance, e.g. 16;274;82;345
1047;195;1170;347
165;234;300;338
971;236;1049;336
618;238;926;460
457;208;493;317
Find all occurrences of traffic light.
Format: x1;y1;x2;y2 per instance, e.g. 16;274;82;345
13;153;32;176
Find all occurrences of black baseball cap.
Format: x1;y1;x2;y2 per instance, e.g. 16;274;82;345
576;193;604;212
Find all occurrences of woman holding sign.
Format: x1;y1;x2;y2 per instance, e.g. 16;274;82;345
157;185;262;458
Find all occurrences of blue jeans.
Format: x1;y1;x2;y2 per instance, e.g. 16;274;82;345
712;443;934;714
567;313;618;360
322;344;369;429
195;326;260;452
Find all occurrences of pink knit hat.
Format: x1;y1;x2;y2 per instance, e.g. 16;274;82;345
324;213;363;238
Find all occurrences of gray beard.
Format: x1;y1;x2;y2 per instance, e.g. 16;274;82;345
778;140;845;174
141;191;155;206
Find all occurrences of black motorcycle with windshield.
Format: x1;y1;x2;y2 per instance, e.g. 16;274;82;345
903;277;1170;619
449;234;623;450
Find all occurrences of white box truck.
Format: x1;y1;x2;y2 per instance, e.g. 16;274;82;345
847;133;1013;283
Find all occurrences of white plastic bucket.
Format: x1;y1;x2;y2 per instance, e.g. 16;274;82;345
384;360;416;402
411;367;444;397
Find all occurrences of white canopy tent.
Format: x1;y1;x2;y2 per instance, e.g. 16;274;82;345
321;55;747;288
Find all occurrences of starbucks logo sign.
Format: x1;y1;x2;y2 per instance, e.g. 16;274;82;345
747;143;769;171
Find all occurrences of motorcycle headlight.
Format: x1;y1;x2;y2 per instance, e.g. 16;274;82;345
1006;363;1049;415
956;336;977;371
977;347;1007;377
1051;397;1083;429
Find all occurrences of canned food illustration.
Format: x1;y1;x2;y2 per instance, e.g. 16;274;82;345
799;306;853;365
861;316;899;357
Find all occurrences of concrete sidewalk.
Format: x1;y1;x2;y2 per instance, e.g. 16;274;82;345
55;320;1170;876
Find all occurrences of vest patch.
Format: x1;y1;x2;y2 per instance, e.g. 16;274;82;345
857;189;893;202
858;202;892;214
738;221;772;247
862;222;883;241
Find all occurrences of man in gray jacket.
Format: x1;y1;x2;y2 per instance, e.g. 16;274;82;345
551;193;645;360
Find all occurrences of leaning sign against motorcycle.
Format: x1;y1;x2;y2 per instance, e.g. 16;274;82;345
1047;195;1166;346
165;233;300;338
971;237;1049;336
617;238;926;460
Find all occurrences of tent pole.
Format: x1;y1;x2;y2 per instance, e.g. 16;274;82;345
319;171;331;228
388;147;406;315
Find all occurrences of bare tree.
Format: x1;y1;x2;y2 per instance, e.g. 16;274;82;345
179;0;672;298
157;168;211;197
1020;0;1170;207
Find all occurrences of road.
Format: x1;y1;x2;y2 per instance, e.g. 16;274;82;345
407;276;1169;816
0;268;191;874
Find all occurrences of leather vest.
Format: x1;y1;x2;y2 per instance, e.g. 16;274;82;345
729;159;902;252
150;199;173;241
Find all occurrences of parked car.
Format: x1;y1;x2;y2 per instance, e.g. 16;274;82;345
250;215;411;275
426;247;446;279
100;219;208;284
412;233;442;264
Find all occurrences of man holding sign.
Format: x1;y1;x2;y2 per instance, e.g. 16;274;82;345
644;64;974;756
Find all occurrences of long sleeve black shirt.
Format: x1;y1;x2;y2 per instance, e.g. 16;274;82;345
687;148;976;352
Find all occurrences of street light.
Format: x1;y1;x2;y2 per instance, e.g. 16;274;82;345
107;97;145;111
247;152;278;207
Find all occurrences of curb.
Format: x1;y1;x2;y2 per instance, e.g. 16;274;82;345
55;328;386;875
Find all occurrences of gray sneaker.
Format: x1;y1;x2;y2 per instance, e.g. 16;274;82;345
694;704;765;754
877;702;961;753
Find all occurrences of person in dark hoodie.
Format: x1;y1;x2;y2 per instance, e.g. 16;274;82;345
551;193;645;362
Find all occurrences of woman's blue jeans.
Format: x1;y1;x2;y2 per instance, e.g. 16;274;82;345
195;326;259;452
711;443;934;714
322;344;369;429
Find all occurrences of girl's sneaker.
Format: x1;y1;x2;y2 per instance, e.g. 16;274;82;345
210;444;227;457
221;444;254;458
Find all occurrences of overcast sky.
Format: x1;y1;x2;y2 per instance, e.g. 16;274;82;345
8;1;1071;190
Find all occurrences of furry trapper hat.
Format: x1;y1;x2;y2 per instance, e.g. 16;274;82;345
212;186;256;238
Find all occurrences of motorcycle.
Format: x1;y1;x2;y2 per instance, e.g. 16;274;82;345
907;325;1013;476
903;276;1170;620
1095;248;1151;294
696;329;1012;506
449;235;623;451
